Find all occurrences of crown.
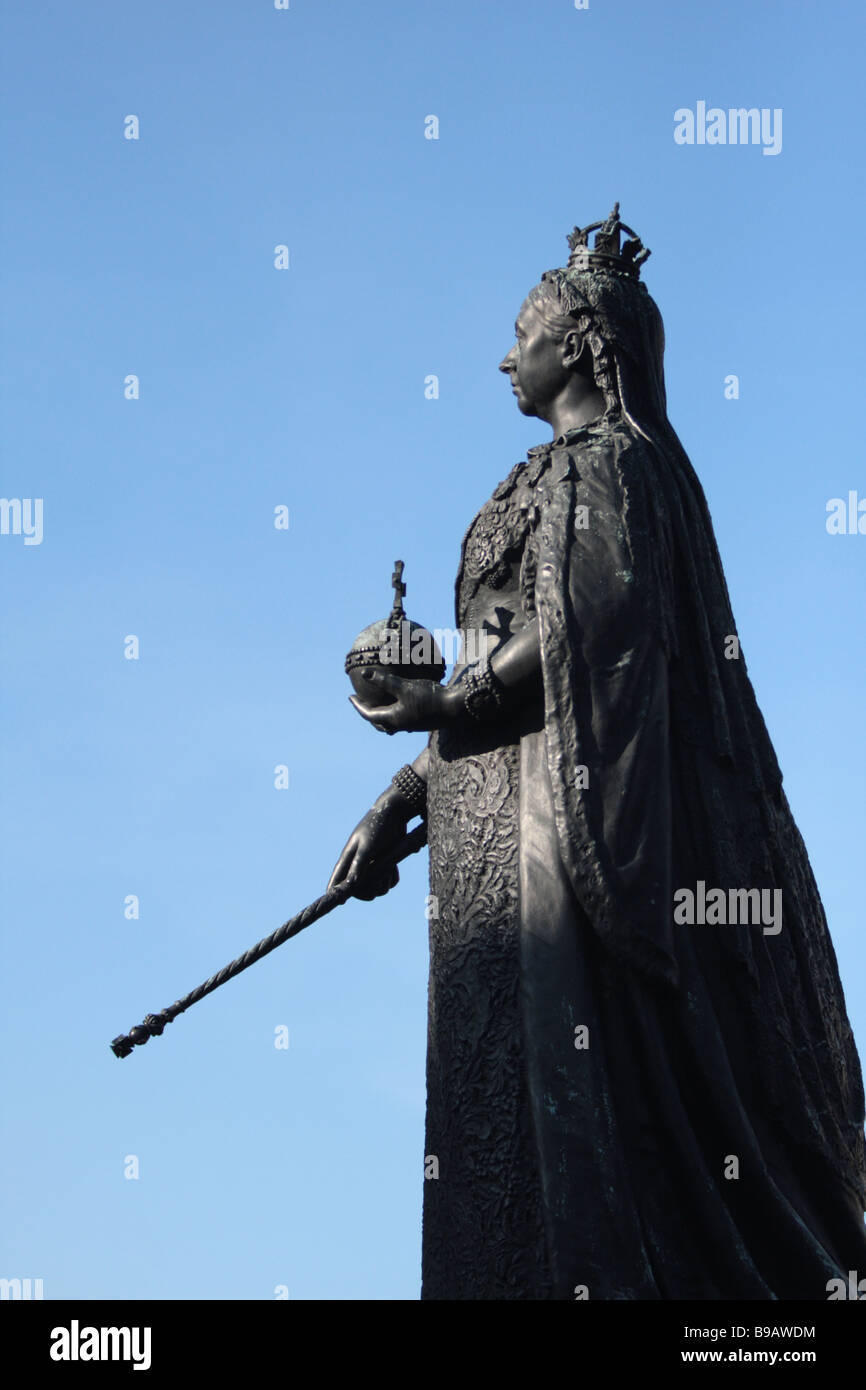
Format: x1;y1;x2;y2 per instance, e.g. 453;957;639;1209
564;203;650;279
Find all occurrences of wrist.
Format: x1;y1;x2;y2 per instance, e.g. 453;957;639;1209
384;764;428;819
460;650;508;722
376;783;408;816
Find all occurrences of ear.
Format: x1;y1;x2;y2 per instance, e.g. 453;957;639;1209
560;328;585;371
562;329;596;380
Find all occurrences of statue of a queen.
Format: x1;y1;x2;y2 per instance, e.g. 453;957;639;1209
329;207;866;1300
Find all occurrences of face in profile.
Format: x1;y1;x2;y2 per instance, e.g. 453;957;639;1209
499;298;574;420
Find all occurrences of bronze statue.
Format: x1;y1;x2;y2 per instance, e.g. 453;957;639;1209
329;207;866;1300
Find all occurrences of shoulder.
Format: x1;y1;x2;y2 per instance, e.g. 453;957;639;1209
533;418;652;594
490;459;529;502
535;418;664;544
553;415;650;481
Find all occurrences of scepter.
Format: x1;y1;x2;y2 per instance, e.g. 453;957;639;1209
109;823;428;1059
112;560;441;1061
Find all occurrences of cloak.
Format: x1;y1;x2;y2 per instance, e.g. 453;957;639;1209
515;414;866;1296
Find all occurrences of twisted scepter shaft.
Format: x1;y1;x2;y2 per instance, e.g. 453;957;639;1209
110;823;428;1059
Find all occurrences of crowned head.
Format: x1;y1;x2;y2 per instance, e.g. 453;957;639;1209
500;206;668;435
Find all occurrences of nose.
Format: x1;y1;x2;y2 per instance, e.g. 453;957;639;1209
499;347;516;374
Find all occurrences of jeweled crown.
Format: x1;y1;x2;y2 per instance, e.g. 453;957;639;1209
565;203;650;279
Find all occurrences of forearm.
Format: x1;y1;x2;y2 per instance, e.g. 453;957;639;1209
488;618;541;693
376;746;430;819
410;746;430;781
446;619;542;720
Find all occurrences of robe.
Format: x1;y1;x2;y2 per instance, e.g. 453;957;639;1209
421;412;866;1300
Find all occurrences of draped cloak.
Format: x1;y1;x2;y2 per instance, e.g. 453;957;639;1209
421;412;866;1300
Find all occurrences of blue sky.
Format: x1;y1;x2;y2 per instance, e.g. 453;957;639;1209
1;0;864;1300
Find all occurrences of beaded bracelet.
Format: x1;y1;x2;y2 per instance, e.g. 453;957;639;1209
462;651;507;722
392;764;428;818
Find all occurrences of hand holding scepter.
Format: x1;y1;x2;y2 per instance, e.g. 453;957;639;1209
110;822;428;1059
111;561;444;1060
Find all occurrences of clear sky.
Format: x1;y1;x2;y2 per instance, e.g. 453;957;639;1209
1;0;864;1300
